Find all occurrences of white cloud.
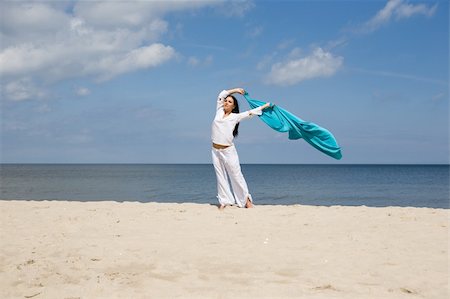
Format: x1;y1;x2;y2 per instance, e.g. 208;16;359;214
361;0;437;33
0;44;59;76
1;2;71;43
73;1;217;29
4;78;46;101
218;0;255;18
395;1;437;19
0;0;220;99
0;2;177;81
93;43;176;81
265;48;343;86
76;87;91;96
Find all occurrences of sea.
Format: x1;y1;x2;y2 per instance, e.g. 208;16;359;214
0;164;448;209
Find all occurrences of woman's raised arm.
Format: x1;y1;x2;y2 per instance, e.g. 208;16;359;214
226;88;245;95
217;88;245;110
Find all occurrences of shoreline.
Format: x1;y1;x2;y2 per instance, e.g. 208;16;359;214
1;200;448;299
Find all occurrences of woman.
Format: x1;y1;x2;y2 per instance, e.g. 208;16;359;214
211;88;270;209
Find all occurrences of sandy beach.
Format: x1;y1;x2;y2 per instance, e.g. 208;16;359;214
0;200;448;299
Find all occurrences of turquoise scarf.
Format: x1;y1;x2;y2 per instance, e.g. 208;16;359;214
244;93;342;160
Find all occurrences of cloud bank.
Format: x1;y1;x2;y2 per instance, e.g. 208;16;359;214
0;0;217;100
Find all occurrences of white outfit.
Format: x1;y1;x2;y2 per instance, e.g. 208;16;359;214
211;90;264;207
211;90;263;146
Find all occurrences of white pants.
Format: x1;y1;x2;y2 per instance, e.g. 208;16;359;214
212;145;252;208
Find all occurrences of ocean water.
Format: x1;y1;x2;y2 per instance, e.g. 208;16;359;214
0;164;448;209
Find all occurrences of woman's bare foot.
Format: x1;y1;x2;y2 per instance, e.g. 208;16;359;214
245;198;253;208
219;204;226;210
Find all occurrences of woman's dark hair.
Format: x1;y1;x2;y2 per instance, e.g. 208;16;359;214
230;95;240;137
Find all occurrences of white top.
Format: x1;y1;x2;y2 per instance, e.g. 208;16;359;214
211;90;263;146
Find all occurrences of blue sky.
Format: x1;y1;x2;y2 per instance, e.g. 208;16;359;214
1;0;448;164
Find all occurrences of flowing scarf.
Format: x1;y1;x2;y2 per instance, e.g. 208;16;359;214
244;93;342;160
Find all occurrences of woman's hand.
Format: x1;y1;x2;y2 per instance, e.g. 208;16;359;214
262;102;271;110
228;88;245;95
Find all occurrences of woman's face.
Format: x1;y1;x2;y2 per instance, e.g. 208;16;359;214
223;96;235;113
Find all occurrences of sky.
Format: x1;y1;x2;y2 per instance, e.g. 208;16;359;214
1;0;448;164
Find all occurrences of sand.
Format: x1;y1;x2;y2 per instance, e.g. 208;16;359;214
0;200;448;299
